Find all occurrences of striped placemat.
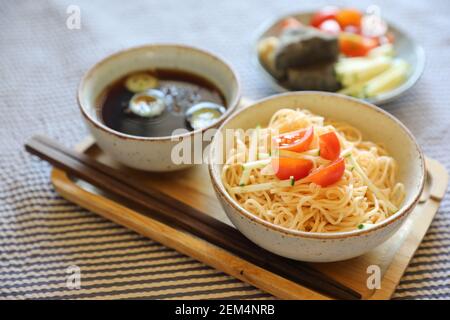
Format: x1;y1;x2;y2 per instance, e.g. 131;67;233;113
0;179;274;300
1;0;450;299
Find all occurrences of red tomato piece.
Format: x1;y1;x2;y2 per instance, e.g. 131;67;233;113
273;127;314;153
303;157;345;187
319;132;341;160
318;19;342;34
279;17;302;31
310;6;339;28
339;33;378;57
335;8;362;28
272;157;313;181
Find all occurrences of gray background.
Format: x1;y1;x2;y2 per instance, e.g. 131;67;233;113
1;0;449;299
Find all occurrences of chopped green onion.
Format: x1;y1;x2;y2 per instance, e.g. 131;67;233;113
359;223;374;230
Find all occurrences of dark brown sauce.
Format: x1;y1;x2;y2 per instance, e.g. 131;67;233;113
98;69;226;137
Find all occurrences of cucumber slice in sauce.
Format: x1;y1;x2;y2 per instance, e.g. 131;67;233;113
185;102;226;130
128;89;166;117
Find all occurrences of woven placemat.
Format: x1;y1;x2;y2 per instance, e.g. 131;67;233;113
1;0;449;299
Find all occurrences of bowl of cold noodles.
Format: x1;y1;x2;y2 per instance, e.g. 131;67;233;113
208;92;425;262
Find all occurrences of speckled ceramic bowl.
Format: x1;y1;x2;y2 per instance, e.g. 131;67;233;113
209;92;425;262
78;44;240;172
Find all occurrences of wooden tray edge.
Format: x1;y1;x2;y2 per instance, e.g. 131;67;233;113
51;168;329;300
51;136;449;300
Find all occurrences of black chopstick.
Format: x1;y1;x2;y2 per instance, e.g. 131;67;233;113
25;135;361;300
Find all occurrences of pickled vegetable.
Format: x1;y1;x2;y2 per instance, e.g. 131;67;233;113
335;56;392;87
363;60;409;97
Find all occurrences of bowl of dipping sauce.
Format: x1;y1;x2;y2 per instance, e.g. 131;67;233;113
78;44;240;171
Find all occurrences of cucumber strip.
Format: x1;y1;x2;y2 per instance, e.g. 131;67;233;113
239;158;271;186
348;155;398;213
363;60;409;97
231;177;294;194
242;158;271;170
336;56;392;87
335;57;381;74
336;57;369;67
338;81;367;97
248;127;259;162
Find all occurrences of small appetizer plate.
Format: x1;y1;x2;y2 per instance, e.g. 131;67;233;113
253;11;425;105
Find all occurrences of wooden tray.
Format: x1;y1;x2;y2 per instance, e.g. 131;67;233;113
51;136;448;300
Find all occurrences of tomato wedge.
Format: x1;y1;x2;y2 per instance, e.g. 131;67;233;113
272;157;313;181
339;33;378;57
303;157;345;187
335;8;362;28
274;127;314;153
319;132;341;160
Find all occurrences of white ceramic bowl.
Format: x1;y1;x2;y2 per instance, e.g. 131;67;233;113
209;92;425;262
78;44;240;172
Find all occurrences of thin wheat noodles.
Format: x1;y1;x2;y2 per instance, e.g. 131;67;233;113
221;108;405;233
